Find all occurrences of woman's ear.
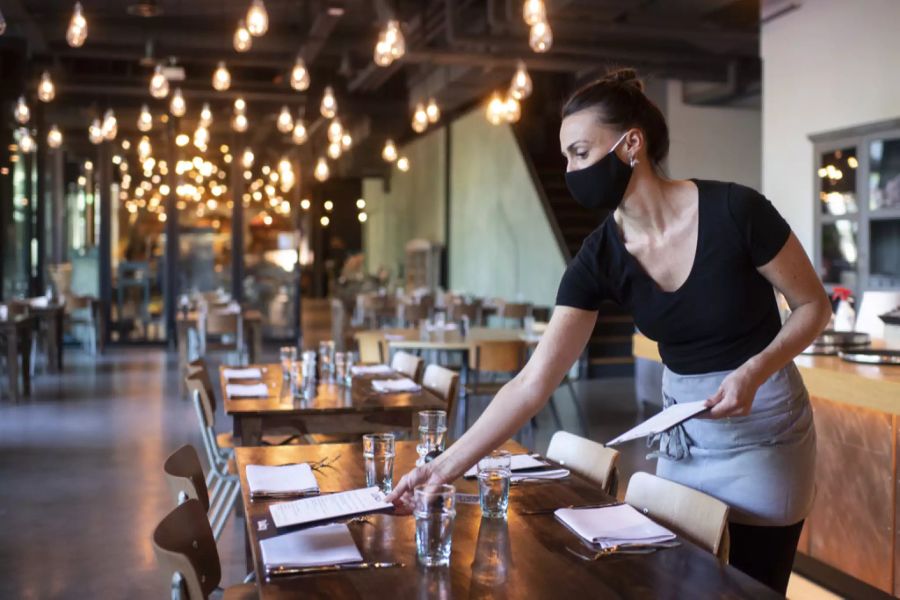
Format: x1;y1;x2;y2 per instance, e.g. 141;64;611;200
622;129;644;165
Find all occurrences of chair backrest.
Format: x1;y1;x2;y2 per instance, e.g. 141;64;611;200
66;294;93;311
422;364;459;423
164;445;210;512
152;499;221;600
499;301;531;320
546;431;619;493
391;351;424;382
205;310;240;336
7;300;29;317
400;302;429;325
469;340;526;372
187;359;217;413
354;330;385;364
185;374;216;428
624;471;730;560
447;301;481;323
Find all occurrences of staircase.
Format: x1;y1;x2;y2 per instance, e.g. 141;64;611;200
513;100;635;377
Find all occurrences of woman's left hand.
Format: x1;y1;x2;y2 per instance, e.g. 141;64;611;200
704;367;763;418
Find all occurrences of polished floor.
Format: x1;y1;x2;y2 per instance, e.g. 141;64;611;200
0;347;833;599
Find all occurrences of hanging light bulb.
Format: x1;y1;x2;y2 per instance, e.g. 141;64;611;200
290;56;310;91
340;132;352;151
150;64;169;98
504;94;521;123
486;92;506;125
138;136;152;161
276;105;294;133
234;97;247;113
232;113;248;132
397;156;410;172
327;141;342;159
193;125;210;149
0;8;7;36
320;85;337;119
169;88;186;117
373;38;393;67
314;157;329;182
529;20;552;53
510;61;533;100
233;19;252;52
291;120;308;145
66;2;87;48
101;108;117;140
246;0;268;37
522;0;546;26
14;96;30;124
47;125;63;149
241;148;254;169
327;118;343;144
37;71;56;103
137;104;153;132
88;118;104;144
17;128;35;154
426;98;440;124
411;102;428;133
212;61;231;91
199;102;213;127
385;20;405;59
381;139;397;162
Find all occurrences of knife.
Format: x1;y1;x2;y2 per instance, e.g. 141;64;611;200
518;501;623;515
266;561;405;578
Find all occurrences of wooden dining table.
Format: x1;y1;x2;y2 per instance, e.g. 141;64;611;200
234;440;778;599
222;364;446;446
0;315;35;402
28;303;65;372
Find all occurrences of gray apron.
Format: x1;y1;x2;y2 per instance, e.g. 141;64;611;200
651;362;816;526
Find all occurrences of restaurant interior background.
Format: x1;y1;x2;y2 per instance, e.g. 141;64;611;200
1;0;899;598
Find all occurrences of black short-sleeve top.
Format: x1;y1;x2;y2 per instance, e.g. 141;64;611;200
556;179;791;375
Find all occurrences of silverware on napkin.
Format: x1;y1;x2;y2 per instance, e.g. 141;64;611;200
518;501;623;516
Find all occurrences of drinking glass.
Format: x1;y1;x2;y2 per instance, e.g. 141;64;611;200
280;346;297;378
477;450;511;519
289;359;302;398
416;410;447;465
318;341;335;381
334;351;347;384
344;351;357;386
362;433;395;493
414;483;457;567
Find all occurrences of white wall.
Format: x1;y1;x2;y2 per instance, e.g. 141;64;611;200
761;0;900;252
663;80;762;191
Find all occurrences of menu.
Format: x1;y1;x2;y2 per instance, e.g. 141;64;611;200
269;486;392;529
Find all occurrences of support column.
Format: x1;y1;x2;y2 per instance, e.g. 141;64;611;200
230;135;245;303
97;142;112;346
23;152;34;296
34;103;47;294
50;148;66;265
164;122;179;346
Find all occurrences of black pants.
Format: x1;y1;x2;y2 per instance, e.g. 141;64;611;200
728;520;804;595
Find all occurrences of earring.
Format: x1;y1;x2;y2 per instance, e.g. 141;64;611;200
629;155;638;168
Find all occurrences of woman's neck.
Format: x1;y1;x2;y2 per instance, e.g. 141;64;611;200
616;168;684;236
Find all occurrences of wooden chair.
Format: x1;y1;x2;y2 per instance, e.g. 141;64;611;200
65;295;97;355
163;444;237;541
353;328;418;364
398;301;429;327
624;472;731;561
391;350;425;382
447;300;482;324
422;364;460;433
498;301;532;328
201;310;244;365
463;340;526;427
152;499;257;600
546;431;620;495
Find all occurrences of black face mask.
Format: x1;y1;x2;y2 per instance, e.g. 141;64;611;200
565;132;633;211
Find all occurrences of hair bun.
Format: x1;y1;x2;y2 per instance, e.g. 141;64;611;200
602;68;643;92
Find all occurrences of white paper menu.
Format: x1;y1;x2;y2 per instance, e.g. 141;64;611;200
606;401;709;446
269;486;392;529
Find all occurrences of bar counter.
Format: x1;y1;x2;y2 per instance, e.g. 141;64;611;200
633;332;900;595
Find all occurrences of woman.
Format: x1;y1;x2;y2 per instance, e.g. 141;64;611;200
387;69;831;594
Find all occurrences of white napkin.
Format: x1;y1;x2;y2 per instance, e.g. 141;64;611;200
226;382;269;397
246;463;319;497
555;503;676;549
464;454;549;478
0;306;7;321
350;364;395;376
371;378;421;393
223;367;263;380
383;333;406;341
260;523;363;570
29;296;49;308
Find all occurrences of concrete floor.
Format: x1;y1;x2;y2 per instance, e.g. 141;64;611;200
0;347;833;599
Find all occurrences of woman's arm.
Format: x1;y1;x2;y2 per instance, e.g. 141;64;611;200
706;233;832;417
386;306;598;510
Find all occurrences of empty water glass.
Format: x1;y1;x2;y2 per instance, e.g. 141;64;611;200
417;410;447;465
280;346;297;378
477;450;511;519
289;359;302;398
362;433;395;493
318;341;335;381
344;351;357;386
414;483;457;567
334;351;347;384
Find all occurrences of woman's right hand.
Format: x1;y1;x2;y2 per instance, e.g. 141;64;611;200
385;460;448;515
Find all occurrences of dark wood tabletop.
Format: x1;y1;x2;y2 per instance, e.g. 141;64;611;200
235;441;779;599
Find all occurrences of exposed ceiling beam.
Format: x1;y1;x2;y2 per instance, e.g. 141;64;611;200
0;0;49;54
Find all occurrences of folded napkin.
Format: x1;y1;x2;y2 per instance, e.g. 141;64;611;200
29;296;49;308
0;306;7;321
350;364;395;376
464;454;550;478
260;523;363;571
226;382;270;398
425;322;458;332
383;333;407;341
246;463;319;498
511;468;570;482
555;503;676;549
371;378;421;393
223;367;263;380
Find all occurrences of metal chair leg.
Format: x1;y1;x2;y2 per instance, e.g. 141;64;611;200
548;395;563;431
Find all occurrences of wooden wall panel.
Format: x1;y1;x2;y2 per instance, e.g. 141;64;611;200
807;396;895;593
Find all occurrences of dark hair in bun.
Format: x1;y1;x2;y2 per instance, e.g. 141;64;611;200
562;68;669;166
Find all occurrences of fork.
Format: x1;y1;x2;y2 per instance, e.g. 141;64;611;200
310;453;342;471
566;541;681;561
